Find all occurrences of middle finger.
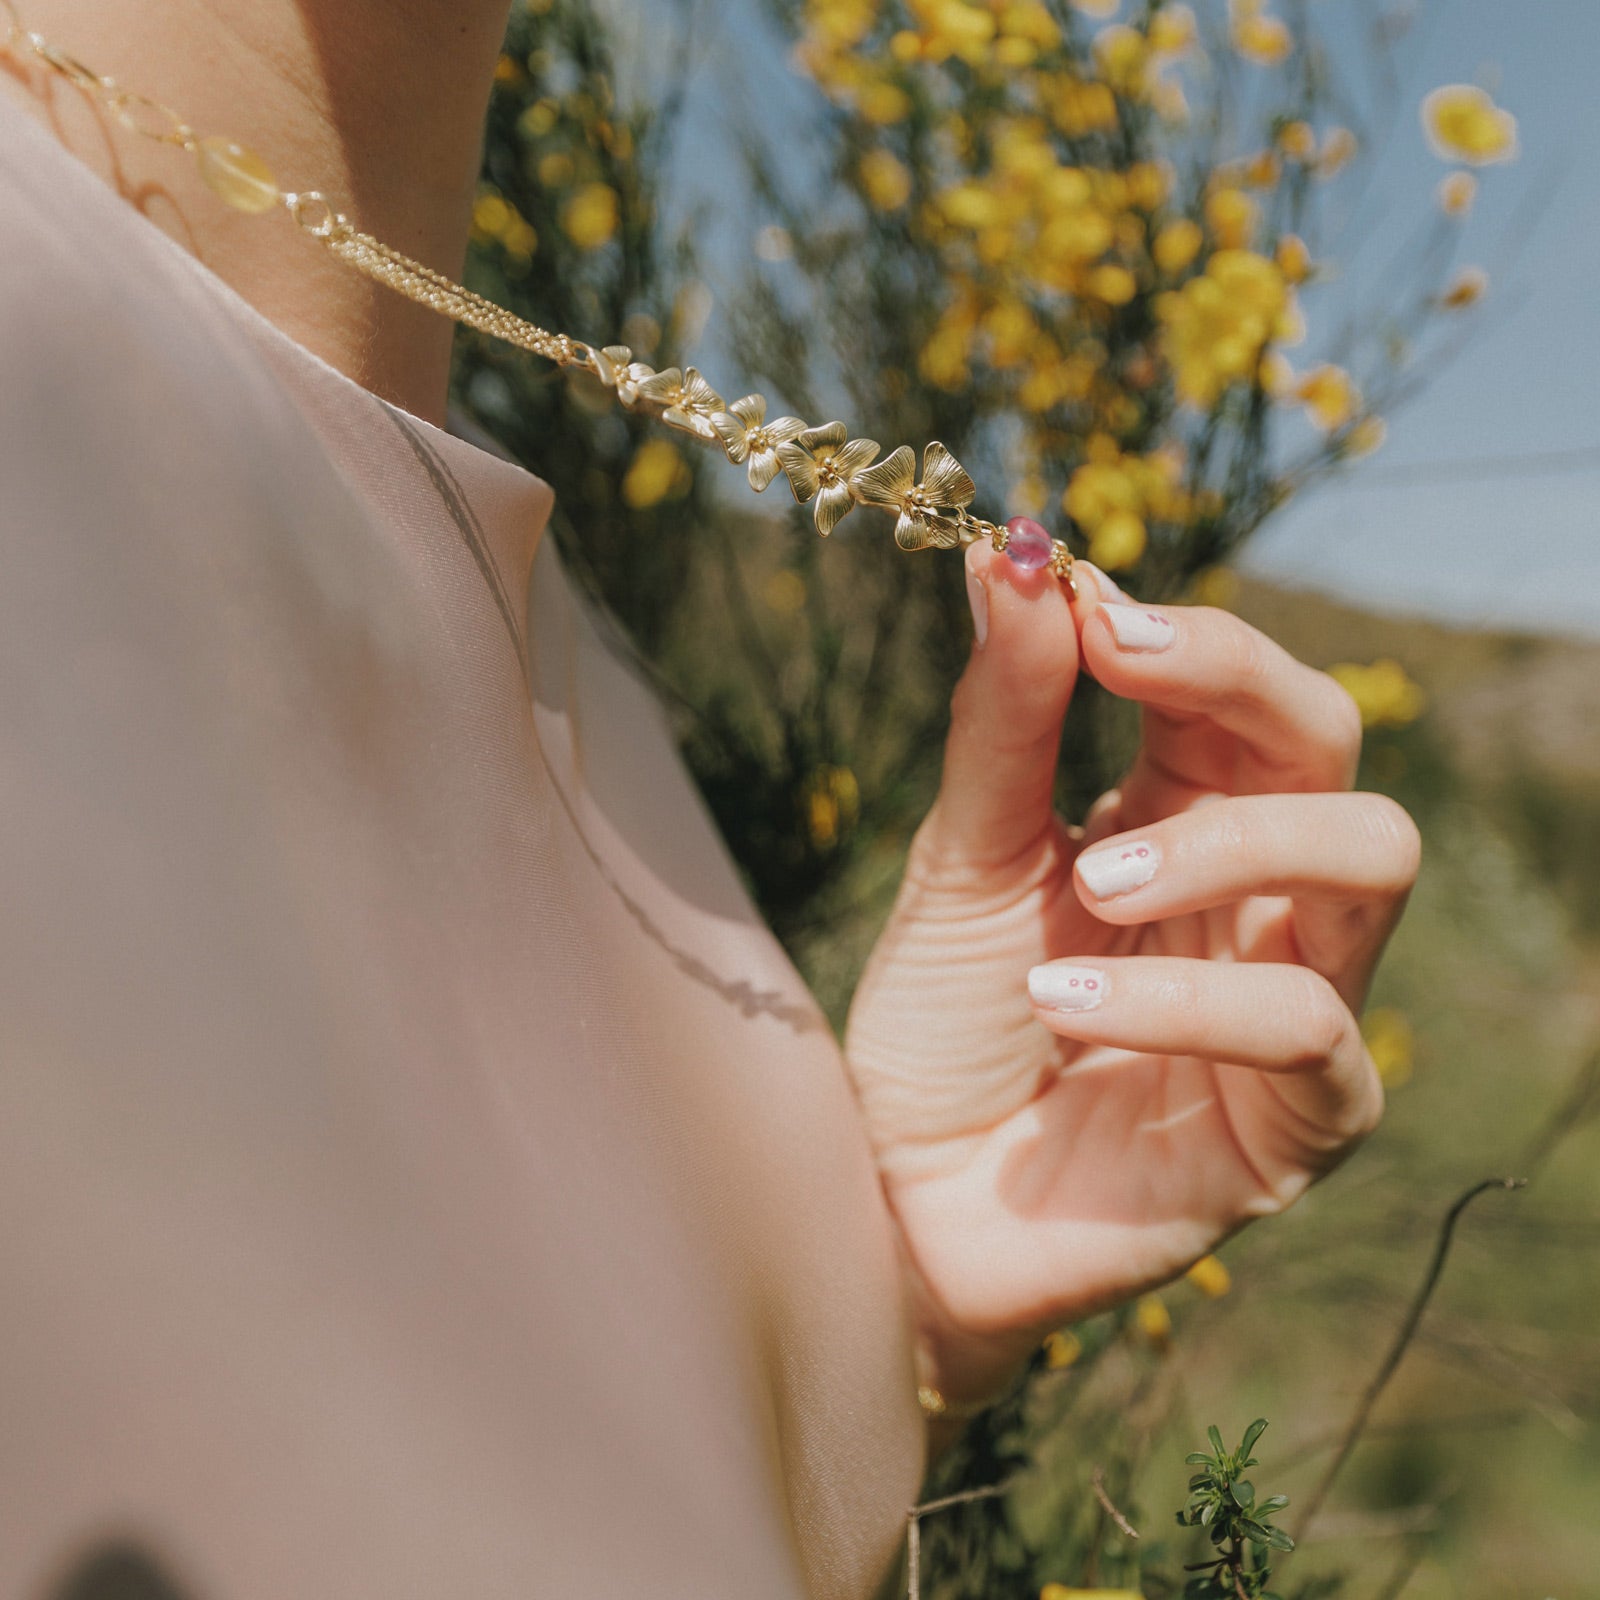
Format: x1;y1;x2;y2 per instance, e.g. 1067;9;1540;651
1070;570;1363;806
1069;791;1421;1002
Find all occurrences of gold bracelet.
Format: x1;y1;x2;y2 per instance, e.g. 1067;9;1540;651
0;2;1076;591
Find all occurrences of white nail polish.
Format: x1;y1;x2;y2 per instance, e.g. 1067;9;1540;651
1028;964;1108;1012
1078;841;1159;900
966;566;989;648
1102;602;1176;653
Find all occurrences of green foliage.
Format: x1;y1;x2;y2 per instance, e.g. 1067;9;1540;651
1177;1420;1293;1599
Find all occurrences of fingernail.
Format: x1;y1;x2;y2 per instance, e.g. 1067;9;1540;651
1078;840;1159;900
1082;562;1130;604
966;565;989;648
1102;603;1176;653
1028;964;1108;1012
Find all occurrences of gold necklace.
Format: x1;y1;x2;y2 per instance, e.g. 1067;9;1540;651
0;3;1076;589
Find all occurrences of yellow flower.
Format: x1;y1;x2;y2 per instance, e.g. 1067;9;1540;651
999;0;1061;50
1125;161;1171;211
1156;248;1287;408
859;148;912;210
1151;73;1189;123
1049;76;1120;135
1346;415;1387;457
908;0;996;64
1441;266;1488;308
1152;217;1203;274
1230;0;1292;65
1422;84;1518;165
621;438;690;509
519;98;560;139
1329;658;1427;729
763;569;808;615
1040;1590;1144;1600
1296;363;1360;431
1189;565;1240;608
1317;125;1359;176
1134;1293;1172;1350
560;181;620;249
804;0;876;50
1090;510;1146;569
1186;1255;1232;1298
1258;349;1294;397
1437;170;1478;216
1148;3;1196;55
803;765;859;849
1094;25;1150;95
1087;262;1138;305
983;297;1037;367
1277;118;1316;160
1275;233;1312;284
1205;186;1258;248
537;150;576;187
1043;1329;1082;1369
471;190;511;243
858;77;913;123
1363;1005;1415;1088
1244;149;1282;188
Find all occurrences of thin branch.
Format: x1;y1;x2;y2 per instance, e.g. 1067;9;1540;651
1292;1176;1527;1541
904;1480;1014;1600
1092;1465;1141;1542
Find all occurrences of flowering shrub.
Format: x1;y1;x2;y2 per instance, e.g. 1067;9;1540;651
772;0;1517;582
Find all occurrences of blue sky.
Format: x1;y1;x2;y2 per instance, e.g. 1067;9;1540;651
1244;0;1600;639
605;0;1600;638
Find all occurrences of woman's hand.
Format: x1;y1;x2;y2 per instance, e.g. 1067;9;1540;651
845;546;1418;1408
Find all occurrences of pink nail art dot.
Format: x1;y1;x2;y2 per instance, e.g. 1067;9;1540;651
1068;977;1080;987
1086;979;1098;990
1136;847;1150;858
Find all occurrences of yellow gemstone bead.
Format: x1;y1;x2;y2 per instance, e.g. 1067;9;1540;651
195;136;279;214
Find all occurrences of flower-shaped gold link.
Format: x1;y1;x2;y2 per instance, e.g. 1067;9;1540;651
777;423;882;537
853;441;975;552
635;367;724;440
711;396;807;493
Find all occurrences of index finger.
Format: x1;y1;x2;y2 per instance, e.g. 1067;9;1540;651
1068;565;1362;803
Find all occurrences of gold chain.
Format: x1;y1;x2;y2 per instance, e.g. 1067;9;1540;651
0;3;1076;587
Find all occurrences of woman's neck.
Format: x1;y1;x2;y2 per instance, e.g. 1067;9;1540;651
1;0;513;424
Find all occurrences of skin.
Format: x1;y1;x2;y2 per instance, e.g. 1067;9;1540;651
0;0;512;423
4;0;1418;1459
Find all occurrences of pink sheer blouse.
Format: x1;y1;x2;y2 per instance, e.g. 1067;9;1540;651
0;88;923;1600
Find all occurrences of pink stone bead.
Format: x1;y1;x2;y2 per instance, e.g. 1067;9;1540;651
1004;516;1053;572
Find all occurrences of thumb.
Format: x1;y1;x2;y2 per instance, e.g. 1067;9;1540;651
926;540;1081;869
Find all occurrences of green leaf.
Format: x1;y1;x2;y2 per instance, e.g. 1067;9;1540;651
1264;1527;1295;1553
1199;1501;1217;1526
1258;1495;1289;1514
1190;1473;1214;1490
1207;1425;1226;1458
1232;1479;1256;1509
1241;1418;1269;1456
1187;1452;1216;1466
1242;1519;1274;1544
